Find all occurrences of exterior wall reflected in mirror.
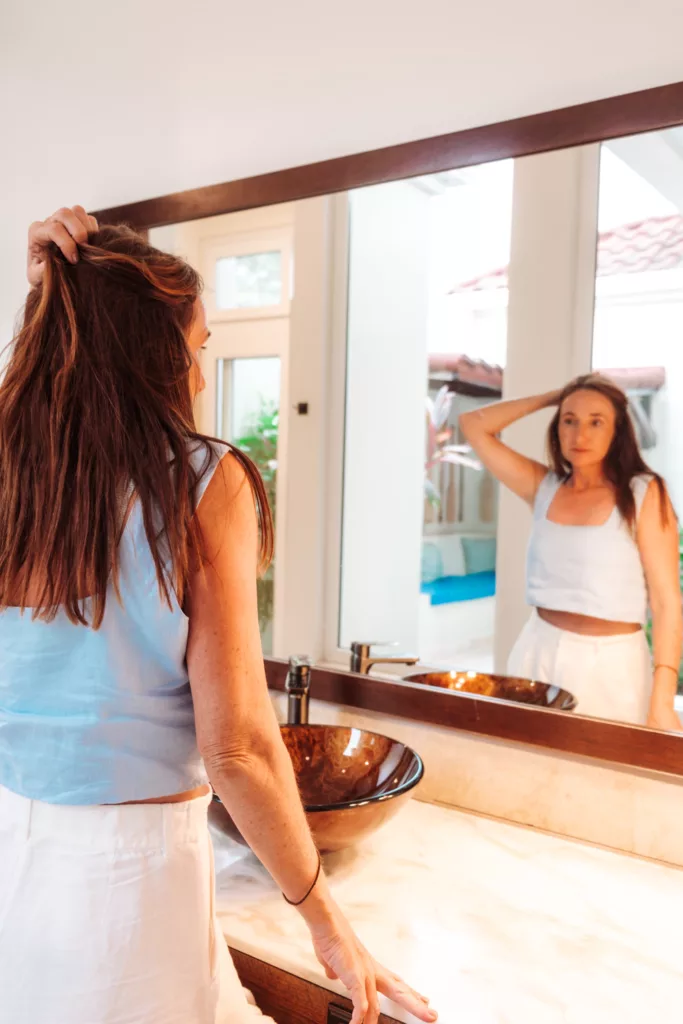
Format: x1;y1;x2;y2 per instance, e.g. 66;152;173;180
340;163;514;672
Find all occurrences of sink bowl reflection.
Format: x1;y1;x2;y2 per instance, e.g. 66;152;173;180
209;724;424;853
404;670;576;710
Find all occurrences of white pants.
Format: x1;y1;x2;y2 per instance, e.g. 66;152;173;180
0;786;274;1024
508;610;652;724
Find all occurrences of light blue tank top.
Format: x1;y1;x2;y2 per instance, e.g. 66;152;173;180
0;439;230;805
526;472;651;624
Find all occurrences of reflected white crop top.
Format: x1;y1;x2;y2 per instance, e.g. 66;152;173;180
526;472;651;624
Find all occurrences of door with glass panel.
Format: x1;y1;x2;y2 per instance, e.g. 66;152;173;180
196;229;291;656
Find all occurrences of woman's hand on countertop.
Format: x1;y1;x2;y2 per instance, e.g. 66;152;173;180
299;882;437;1024
646;703;683;731
647;667;683;732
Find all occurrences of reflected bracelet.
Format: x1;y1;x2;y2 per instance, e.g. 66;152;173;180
654;664;679;675
283;850;322;906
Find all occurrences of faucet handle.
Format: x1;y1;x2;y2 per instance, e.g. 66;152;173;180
285;655;313;693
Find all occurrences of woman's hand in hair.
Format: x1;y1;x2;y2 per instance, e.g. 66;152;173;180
27;206;98;287
542;388;564;408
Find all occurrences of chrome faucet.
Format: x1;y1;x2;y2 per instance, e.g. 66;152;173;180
285;655;313;725
349;641;419;676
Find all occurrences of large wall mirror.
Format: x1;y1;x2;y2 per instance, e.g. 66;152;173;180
99;83;683;772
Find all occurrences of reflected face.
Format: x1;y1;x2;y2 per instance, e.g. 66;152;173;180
558;389;616;470
186;298;210;399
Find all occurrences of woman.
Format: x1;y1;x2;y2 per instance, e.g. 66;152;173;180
0;207;437;1024
460;376;682;731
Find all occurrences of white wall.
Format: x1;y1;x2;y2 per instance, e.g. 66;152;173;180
4;0;683;343
279;197;336;659
426;162;514;354
339;182;430;651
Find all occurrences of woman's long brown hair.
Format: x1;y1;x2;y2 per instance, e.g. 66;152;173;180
547;373;670;532
0;225;273;627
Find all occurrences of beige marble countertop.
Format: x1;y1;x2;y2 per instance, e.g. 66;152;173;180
213;799;683;1023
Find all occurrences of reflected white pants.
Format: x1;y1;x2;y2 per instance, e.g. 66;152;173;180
0;786;274;1024
508;610;652;724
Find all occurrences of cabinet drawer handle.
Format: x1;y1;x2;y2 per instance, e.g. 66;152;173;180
327;1004;352;1024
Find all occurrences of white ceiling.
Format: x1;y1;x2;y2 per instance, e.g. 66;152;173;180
2;0;683;332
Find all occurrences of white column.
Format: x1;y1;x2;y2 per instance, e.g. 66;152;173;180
276;196;335;660
339;181;430;653
494;144;600;670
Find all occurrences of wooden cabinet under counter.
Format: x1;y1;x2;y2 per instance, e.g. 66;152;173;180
231;948;401;1024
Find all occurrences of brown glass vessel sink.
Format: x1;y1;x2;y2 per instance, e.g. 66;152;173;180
404;670;576;710
209;724;424;853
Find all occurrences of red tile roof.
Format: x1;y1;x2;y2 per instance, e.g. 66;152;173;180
429;354;503;391
428;355;665;394
451;214;683;293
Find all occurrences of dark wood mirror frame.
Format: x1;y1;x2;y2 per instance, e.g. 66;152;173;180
93;80;683;777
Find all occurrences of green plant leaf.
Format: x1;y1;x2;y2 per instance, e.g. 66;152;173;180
234;399;279;635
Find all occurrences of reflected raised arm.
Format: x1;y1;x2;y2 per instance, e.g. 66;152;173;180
459;391;561;506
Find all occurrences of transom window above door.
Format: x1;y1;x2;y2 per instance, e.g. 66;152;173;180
215;251;283;310
201;228;292;322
